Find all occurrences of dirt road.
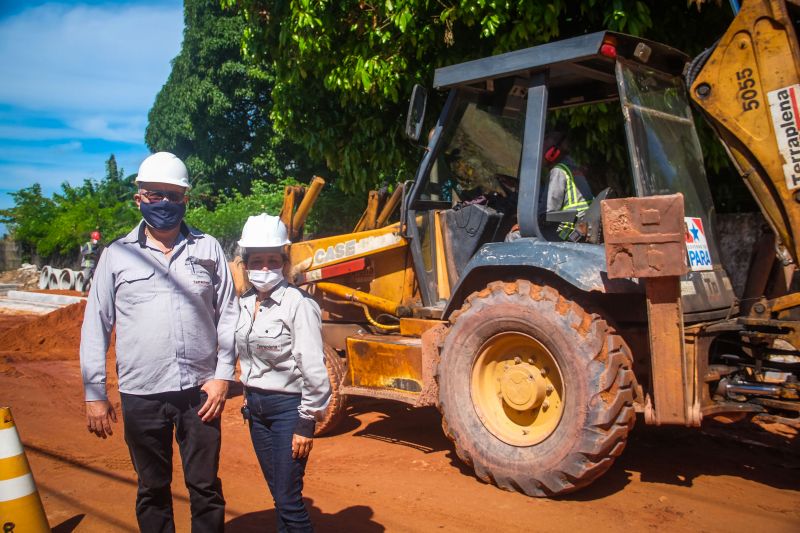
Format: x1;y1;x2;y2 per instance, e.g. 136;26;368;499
1;310;798;532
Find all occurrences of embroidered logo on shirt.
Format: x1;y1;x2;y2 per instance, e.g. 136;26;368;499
256;343;280;351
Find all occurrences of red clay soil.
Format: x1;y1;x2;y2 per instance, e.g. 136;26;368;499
0;312;798;532
0;313;35;335
0;301;86;360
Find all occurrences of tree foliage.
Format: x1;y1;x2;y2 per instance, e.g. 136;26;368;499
223;0;736;195
0;156;139;261
186;178;364;244
146;0;317;197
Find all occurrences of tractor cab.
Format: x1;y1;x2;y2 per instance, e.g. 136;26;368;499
405;31;735;318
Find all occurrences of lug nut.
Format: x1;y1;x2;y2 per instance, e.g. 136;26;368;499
540;367;548;377
542;400;550;410
514;356;521;364
528;358;535;364
546;384;554;394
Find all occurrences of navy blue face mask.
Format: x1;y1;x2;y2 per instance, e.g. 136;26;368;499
140;200;186;230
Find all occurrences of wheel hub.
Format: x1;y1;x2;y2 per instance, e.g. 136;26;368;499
499;362;546;411
471;332;564;446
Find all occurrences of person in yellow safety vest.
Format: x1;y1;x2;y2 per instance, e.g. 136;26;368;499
80;230;102;279
543;132;594;241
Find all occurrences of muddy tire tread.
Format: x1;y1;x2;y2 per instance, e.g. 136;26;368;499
437;280;636;497
314;345;348;437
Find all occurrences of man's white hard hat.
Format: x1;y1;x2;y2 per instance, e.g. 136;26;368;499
238;213;291;248
135;152;191;190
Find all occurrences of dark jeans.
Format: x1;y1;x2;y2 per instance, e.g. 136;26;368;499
246;388;312;533
121;388;225;533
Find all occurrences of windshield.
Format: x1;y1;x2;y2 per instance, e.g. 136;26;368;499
617;60;715;220
419;95;525;203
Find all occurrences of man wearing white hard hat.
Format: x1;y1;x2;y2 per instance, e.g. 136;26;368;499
80;151;238;532
235;213;330;533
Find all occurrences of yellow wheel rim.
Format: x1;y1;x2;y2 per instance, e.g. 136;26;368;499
471;332;565;446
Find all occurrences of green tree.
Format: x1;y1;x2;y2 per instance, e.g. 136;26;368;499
224;0;735;195
146;0;316;197
1;155;139;261
186;178;364;243
0;184;55;259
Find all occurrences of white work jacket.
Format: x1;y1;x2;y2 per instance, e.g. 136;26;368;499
235;281;331;423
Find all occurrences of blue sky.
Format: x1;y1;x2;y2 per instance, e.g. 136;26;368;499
0;0;184;235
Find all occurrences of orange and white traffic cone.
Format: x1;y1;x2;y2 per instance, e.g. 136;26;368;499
0;407;49;532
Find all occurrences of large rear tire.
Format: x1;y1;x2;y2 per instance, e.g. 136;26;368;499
314;345;348;437
438;280;635;496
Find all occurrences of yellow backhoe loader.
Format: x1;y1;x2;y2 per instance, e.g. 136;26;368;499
235;0;800;496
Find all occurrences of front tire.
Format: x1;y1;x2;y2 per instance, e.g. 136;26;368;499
438;280;635;496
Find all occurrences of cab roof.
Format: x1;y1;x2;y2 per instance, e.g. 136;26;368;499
433;31;688;108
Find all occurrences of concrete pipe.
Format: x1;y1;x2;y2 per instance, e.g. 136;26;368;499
48;268;62;290
74;271;86;293
38;265;51;290
58;269;75;290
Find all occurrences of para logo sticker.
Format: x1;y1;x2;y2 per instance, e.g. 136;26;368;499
684;217;713;272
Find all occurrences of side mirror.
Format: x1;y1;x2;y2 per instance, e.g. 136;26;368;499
405;84;428;142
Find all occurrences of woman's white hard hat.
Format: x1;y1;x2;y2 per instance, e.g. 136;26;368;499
238;213;291;248
135;152;191;190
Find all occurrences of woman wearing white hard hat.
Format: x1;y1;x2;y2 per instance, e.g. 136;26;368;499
235;213;331;532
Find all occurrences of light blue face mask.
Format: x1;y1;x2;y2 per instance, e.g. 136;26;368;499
248;268;283;292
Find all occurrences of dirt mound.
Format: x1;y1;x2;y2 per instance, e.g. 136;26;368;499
0;314;35;334
0;301;86;360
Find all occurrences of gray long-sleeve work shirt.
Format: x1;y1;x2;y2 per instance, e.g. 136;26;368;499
80;221;238;401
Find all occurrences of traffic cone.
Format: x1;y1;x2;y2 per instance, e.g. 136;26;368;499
0;407;49;532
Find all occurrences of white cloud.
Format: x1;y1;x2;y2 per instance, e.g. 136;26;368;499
53;140;83;152
0;146;147;192
67;114;147;143
0;111;145;144
0;0;184;218
0;124;78;141
0;2;183;114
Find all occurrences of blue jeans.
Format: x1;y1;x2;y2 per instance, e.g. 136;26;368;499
246;388;312;533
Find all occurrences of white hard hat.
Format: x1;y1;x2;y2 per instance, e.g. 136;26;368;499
135;152;191;189
238;213;291;248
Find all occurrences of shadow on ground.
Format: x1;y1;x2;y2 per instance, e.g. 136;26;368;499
225;497;383;532
344;398;800;500
51;514;84;532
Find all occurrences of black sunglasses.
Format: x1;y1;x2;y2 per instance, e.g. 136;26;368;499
139;189;185;202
